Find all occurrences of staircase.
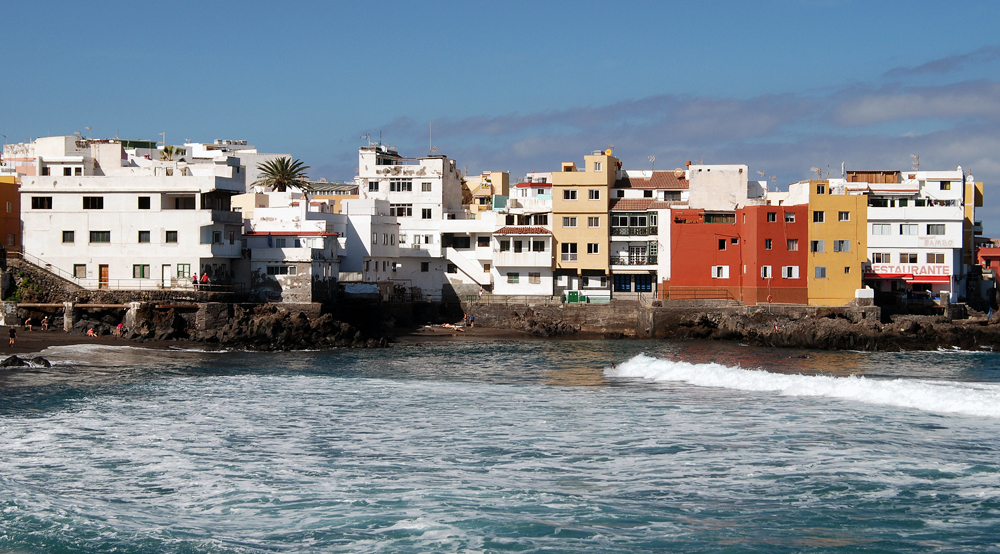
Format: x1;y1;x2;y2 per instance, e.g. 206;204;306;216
444;247;491;286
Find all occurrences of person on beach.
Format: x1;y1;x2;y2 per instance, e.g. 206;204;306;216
192;274;199;289
470;314;475;327
41;316;49;331
116;322;124;337
24;318;32;331
87;328;96;337
9;326;15;346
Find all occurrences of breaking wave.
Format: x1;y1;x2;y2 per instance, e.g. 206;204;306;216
607;353;1000;418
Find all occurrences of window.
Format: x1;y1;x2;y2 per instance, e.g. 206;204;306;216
422;182;432;192
617;189;625;198
89;231;110;243
529;272;541;284
138;197;150;210
532;240;545;252
5;202;10;213
422;208;432;219
133;264;150;279
614;274;632;292
563;190;578;200
869;198;889;207
816;183;826;194
63;167;72;176
761;265;772;279
73;264;86;278
368;180;379;192
454;236;471;249
899;199;908;207
927;253;945;264
705;213;736;223
41;167;49;176
810;240;825;253
718;239;726;250
588;189;600;200
389;179;412;192
507;272;519;284
940;181;951;190
767;212;776;222
764;238;772;250
499;240;510;252
782;266;800;279
446;264;457;274
815;266;827;279
372;232;378;244
165;231;178;243
785;213;795;223
275;238;287;248
266;266;297;275
421;262;429;272
899;253;917;263
926;224;945;235
731;237;739;245
643;190;653;198
138;231;150;243
587;243;599;254
833;240;850;252
813;211;825;223
711;265;730;279
5;234;12;247
75;167;82;176
562;217;578;228
62;231;74;243
593;162;602;172
177;264;191;278
561;243;577;262
635;274;652;292
872;224;891;235
534;214;548;225
838;211;850;222
83;197;104;209
588;217;600;228
900;224;917;235
31;197;52;209
844;266;851;274
478;236;490;247
787;239;798;251
389;204;412;217
872;253;891;263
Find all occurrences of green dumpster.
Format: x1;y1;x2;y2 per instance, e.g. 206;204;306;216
567;291;579;303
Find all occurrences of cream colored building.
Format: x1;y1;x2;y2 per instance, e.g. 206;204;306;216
551;150;618;299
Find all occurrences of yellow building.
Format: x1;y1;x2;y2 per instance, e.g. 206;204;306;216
0;174;20;250
804;180;868;305
551;150;618;296
464;171;509;217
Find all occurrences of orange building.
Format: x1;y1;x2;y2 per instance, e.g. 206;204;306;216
669;204;808;304
0;175;20;250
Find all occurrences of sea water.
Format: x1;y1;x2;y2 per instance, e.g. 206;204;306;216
1;340;999;553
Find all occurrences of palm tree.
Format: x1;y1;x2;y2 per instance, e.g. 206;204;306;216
253;157;312;192
160;145;183;161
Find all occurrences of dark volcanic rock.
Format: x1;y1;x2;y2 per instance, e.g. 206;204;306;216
1;355;28;367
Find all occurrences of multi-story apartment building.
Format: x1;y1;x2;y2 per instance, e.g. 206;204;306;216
464;171;509;218
782;179;869;305
609;169;689;296
551;150;618;300
836;169;975;301
0;170;21;250
15;136;246;289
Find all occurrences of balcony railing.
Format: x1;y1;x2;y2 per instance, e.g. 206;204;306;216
611;226;657;236
610;255;657;266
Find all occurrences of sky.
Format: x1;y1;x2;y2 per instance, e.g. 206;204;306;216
3;1;1000;231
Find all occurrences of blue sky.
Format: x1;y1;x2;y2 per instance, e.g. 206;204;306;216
4;1;1000;230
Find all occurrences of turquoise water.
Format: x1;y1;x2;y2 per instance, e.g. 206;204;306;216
1;340;1000;552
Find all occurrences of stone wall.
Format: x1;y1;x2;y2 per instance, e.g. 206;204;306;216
461;301;640;336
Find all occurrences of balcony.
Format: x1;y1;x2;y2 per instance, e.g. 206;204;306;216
211;209;244;224
494;250;552;267
610;255;657;266
611;226;657;237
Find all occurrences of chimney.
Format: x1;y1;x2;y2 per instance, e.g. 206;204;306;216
686;160;692;168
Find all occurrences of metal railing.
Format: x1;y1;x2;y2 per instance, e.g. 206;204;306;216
667;287;739;301
611;227;657;236
466;294;560;306
610;255;657;266
10;251;83;286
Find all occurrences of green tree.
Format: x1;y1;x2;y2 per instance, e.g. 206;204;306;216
160;145;183;161
253;157;312;192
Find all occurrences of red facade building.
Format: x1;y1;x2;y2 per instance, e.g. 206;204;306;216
668;204;808;304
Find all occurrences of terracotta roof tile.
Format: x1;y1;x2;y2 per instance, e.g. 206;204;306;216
609;198;654;211
614;171;688;190
649;200;686;210
494;226;552;235
515;182;551;188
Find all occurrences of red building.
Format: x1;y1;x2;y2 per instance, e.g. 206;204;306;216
668;204;808;304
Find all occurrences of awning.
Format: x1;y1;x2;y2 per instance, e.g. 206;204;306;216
908;275;951;283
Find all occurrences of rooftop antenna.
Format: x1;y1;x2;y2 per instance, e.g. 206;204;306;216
911;154;920;170
159;132;165;147
811;167;822;178
841;161;845;178
360;133;372;145
429;122;433;156
85;126;91;139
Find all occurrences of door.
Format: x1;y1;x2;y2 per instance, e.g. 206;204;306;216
99;265;109;289
161;264;171;289
629;246;647;265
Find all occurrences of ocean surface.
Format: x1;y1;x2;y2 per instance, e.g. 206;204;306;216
2;339;1000;553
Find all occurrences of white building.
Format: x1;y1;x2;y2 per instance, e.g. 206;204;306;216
17;136;245;290
491;226;554;296
839;169;972;300
240;191;344;303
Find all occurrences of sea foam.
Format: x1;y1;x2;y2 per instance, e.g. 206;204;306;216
607;353;1000;418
